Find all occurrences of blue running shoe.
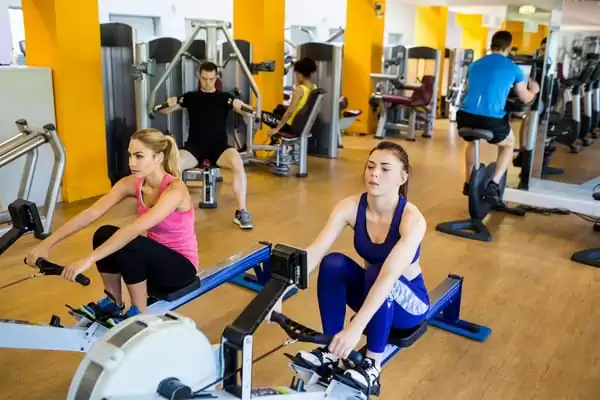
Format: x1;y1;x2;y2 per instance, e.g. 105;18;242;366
104;305;142;327
76;291;124;321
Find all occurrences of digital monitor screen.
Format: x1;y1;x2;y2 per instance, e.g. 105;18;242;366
519;64;532;78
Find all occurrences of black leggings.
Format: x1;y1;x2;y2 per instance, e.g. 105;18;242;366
93;225;197;291
262;111;292;132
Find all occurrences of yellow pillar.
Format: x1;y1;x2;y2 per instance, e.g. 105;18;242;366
233;0;285;127
455;14;488;59
503;21;525;53
343;0;386;135
415;6;448;49
22;1;109;203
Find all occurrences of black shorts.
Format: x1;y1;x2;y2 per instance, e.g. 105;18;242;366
456;110;511;144
183;143;232;166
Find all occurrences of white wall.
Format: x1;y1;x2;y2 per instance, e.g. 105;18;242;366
6;0;418;50
1;0;13;64
385;1;417;45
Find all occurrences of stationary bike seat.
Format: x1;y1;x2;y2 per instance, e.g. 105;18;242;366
458;128;494;141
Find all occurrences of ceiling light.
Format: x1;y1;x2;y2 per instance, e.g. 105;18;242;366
519;5;537;14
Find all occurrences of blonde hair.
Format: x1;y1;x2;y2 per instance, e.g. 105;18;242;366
131;128;180;178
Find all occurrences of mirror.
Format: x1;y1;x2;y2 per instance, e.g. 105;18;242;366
537;27;600;189
500;5;552;190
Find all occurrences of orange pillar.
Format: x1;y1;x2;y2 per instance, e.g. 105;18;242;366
343;0;386;135
22;0;109;202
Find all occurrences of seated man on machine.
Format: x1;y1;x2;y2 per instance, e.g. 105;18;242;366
261;57;318;137
25;129;199;326
280;141;430;395
457;30;539;206
159;61;254;230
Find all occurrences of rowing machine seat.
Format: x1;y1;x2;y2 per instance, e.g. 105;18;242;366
387;321;428;348
148;277;202;302
458;128;494;141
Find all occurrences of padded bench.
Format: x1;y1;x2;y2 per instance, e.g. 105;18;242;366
147;276;202;304
387;321;428;347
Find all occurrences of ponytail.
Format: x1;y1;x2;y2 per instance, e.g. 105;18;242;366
131;128;181;178
162;135;180;178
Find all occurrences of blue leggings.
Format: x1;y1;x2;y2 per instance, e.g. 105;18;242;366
317;253;430;353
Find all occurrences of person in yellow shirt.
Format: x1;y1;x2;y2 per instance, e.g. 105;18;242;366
261;57;317;136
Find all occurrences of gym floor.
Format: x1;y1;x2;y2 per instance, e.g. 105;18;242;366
1;122;599;399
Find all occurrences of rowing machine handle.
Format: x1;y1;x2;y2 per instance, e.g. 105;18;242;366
31;258;91;286
270;311;363;366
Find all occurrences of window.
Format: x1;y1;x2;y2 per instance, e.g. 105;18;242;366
387;33;403;46
287;25;317;45
109;14;160;42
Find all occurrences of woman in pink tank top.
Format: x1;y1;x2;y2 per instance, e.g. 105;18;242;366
25;128;199;327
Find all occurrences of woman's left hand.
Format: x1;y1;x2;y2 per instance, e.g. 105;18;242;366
328;323;364;360
61;257;93;282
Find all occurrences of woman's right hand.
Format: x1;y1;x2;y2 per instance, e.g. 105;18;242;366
25;243;50;267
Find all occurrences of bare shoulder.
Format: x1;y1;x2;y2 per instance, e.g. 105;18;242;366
115;175;139;197
333;194;361;225
164;178;189;197
401;201;426;231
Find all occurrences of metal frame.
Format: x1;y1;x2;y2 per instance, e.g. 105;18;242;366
0;243;271;353
371;47;441;141
68;274;490;400
0;120;65;237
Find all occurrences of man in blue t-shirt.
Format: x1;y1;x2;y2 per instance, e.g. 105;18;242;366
457;30;539;205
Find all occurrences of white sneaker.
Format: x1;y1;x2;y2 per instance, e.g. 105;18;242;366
295;346;340;370
342;357;381;396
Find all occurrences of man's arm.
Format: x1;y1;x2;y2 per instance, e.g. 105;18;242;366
159;94;189;114
513;65;539;104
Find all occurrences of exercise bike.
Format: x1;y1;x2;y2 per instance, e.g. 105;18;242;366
436;61;541;242
436;128;527;242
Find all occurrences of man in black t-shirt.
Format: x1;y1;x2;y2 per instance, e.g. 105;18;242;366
159;61;253;229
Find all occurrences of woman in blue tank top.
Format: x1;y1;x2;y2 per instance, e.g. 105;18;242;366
294;141;430;395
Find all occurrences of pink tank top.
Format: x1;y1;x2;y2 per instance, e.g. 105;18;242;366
136;174;199;269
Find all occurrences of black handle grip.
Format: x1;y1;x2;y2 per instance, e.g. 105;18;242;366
227;98;255;115
30;258;91;286
270;312;363;365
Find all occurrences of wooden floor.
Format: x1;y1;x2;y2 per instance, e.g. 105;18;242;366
2;122;600;400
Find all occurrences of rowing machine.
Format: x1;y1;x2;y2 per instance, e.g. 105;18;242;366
0;200;280;352
67;244;491;399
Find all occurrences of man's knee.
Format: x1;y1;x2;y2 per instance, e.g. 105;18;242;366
497;132;515;148
219;149;245;172
179;150;199;171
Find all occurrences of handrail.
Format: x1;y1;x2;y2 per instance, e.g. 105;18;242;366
0;132;46;168
325;27;344;43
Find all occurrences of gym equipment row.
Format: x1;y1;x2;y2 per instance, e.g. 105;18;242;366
369;45;442;141
0;119;64;238
0;199;292;352
67;244;490;399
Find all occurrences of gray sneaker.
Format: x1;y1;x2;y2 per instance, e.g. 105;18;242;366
234;209;253;229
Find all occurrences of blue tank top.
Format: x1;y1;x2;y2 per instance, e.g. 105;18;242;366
353;193;421;266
